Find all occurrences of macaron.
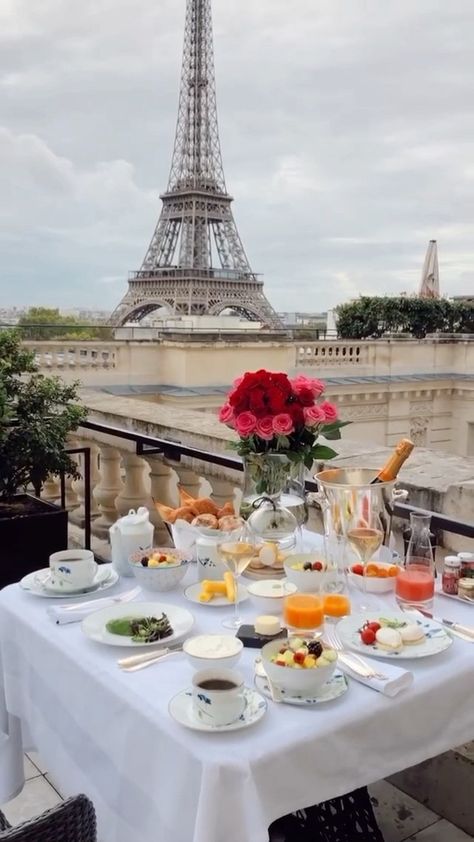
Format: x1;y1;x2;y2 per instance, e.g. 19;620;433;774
400;624;425;645
375;627;403;651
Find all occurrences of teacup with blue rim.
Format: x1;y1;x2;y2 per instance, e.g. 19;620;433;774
192;668;245;726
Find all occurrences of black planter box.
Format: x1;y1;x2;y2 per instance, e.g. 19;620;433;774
0;494;68;588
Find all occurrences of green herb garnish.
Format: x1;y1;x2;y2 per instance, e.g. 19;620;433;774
106;614;173;643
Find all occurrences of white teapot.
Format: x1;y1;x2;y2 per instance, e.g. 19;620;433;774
109;508;154;577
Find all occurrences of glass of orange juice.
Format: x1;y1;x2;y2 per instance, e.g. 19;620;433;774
284;594;324;637
323;593;351;619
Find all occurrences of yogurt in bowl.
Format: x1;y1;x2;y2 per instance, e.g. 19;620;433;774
183;634;243;670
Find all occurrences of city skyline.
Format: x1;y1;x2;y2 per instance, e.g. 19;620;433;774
1;0;474;311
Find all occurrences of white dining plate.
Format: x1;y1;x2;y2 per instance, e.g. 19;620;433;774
81;602;194;647
254;671;348;707
168;686;267;732
20;565;118;598
336;612;453;660
183;582;248;607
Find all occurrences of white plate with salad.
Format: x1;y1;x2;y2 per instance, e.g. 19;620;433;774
81;602;194;647
336;612;452;659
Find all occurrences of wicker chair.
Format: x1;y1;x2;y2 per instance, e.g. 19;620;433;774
268;786;385;842
0;795;96;842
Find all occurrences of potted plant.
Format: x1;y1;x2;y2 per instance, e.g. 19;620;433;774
0;330;87;587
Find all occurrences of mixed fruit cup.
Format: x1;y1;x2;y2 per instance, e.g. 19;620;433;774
270;637;338;670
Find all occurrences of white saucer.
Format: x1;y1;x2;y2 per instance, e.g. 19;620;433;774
254;670;348;706
20;565;119;598
168;686;267;732
184;582;248;607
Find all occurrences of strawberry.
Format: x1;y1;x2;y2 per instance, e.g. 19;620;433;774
312;561;324;571
360;628;376;645
351;564;364;576
293;651;306;665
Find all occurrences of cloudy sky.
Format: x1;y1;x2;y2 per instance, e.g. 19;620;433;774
1;0;474;313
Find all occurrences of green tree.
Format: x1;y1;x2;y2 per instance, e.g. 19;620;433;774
18;307;112;340
335;297;474;339
0;330;87;499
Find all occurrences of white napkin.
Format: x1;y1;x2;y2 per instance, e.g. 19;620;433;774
47;587;141;625
339;657;414;698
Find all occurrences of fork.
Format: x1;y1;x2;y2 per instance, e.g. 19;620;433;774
324;627;388;681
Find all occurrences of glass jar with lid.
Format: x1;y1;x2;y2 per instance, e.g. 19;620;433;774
442;556;461;596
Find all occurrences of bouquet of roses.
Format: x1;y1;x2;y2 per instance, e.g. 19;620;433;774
218;370;347;471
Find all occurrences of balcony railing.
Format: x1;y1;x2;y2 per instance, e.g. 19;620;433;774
48;420;474;557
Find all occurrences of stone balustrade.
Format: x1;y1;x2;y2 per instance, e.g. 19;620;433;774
24;342;118;371
296;341;371;368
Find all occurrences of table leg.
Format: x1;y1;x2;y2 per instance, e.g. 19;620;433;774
268;787;385;842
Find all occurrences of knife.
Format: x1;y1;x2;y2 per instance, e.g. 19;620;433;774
405;606;474;642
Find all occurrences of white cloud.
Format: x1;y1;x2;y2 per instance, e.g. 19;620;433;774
1;0;474;310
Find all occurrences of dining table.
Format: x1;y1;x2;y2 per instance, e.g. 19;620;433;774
0;542;473;842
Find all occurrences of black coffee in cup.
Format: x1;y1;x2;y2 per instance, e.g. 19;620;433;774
198;679;237;691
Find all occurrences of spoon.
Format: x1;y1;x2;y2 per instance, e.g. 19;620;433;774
254;658;282;703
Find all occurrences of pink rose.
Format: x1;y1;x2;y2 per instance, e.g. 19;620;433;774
303;405;326;426
235;411;257;437
292;375;326;399
256;416;275;441
272;413;294;436
320;401;338;422
218;403;234;426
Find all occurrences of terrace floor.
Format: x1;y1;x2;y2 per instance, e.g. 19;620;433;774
1;752;472;841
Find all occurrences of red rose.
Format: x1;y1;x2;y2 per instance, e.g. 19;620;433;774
267;386;287;413
288;403;305;428
249;388;267;415
295;387;315;407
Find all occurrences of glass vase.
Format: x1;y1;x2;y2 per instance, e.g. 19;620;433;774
239;453;308;527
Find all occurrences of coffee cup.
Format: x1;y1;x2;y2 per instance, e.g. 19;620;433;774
192;668;246;726
48;550;98;592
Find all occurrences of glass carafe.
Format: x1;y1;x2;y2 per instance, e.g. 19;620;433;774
396;513;435;610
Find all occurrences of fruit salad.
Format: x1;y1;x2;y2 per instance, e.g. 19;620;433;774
137;551;182;568
290;559;326;572
350;563;398;578
271;638;337;669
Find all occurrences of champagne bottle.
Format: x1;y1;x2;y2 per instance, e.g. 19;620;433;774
370;439;414;485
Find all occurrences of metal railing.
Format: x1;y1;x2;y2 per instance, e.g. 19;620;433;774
76;420;474;545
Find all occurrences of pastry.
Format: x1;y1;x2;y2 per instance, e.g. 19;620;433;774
190;497;219;516
217;502;234;518
218;515;241;532
192;514;219;529
400;624;425;645
172;506;195;524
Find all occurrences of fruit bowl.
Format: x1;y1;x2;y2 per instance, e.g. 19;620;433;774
261;638;337;695
284;554;336;593
129;548;190;592
347;561;398;594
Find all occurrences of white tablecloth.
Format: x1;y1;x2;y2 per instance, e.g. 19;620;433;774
0;561;473;842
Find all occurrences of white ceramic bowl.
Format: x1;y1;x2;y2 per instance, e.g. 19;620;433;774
347;561;398;594
261;638;337;695
246;579;297;615
284;554;336;593
183;634;243;670
129;549;190;592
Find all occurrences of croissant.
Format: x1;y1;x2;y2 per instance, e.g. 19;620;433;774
172;506;195;524
217;502;234;518
190;497;219;516
178;487;197;508
154;503;176;523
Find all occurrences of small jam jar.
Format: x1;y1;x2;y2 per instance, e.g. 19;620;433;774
458;578;474;601
457;553;474;580
442;556;461;595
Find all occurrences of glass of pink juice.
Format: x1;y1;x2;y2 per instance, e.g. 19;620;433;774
395;563;434;610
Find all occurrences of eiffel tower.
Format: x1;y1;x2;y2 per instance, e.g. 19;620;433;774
110;0;281;328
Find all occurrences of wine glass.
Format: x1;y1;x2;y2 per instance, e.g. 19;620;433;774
346;510;384;611
216;520;259;630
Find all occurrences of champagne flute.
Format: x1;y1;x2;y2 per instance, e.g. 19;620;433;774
346;510;384;611
216;520;259;630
